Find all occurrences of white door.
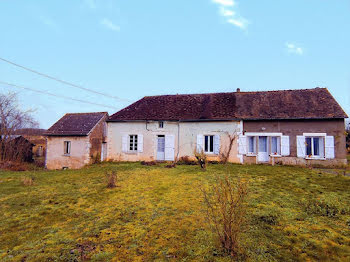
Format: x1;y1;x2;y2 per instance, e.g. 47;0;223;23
101;143;107;161
157;136;165;161
258;136;269;162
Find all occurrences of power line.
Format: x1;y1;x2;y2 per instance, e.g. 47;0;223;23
0;80;119;110
0;56;131;102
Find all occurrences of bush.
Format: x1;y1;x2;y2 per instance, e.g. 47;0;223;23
177;156;197;165
140;161;157;166
22;176;34;186
202;176;249;258
0;161;31;171
106;171;117;188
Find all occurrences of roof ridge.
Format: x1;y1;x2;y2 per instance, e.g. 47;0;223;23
142;87;326;98
64;112;108;115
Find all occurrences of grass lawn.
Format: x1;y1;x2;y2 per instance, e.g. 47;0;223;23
0;163;350;261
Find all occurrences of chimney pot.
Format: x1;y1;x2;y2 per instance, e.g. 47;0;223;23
236;88;241;92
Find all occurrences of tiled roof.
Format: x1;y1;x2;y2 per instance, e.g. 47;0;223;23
45;112;107;136
108;88;347;121
14;128;46;136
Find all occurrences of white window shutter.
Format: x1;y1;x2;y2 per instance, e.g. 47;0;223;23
319;137;325;158
238;135;247;155
196;134;204;152
214;135;220;155
122;135;128;152
138;134;143;153
281;136;290;156
325;136;335;159
165;135;175;161
296;136;305;158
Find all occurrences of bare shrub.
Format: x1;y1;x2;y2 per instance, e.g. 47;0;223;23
106;171;117;188
194;150;207;169
165;163;176;168
219;133;237;164
0;161;31;171
140;161;157;166
22;176;35;186
177;156;197;165
0;92;38;163
202;176;249;257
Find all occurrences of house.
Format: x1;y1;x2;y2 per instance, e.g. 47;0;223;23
106;88;348;167
236;88;347;166
14;128;47;158
44;112;108;170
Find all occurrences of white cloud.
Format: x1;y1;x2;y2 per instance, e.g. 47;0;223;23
100;18;120;32
212;0;249;30
212;0;235;6
227;18;248;29
286;42;304;55
220;7;235;17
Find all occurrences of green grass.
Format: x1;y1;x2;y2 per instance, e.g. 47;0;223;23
0;163;350;261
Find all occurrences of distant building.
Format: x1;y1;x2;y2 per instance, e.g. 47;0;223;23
14;128;47;158
45;112;108;170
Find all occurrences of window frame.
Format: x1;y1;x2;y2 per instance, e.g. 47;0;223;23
204;135;214;154
158;121;164;129
270;136;281;156
305;136;324;159
128;134;138;152
244;133;284;157
64;141;71;155
247;136;256;155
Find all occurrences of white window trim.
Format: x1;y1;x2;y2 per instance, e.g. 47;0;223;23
247;136;257;156
64;141;71;156
269;136;281;157
303;133;327;137
128;134;138;153
245;132;283;137
305;136;326;160
204;135;214;154
245;133;284;156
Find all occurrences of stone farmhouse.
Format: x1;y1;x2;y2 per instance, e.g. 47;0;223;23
106;88;347;167
45;88;348;169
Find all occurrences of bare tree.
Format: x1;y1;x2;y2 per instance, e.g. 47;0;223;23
219;132;238;164
0;92;38;162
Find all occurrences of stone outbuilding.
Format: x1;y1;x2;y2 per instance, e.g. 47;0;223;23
45;112;108;170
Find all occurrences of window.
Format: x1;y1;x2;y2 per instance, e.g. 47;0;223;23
37;146;43;157
129;135;138;151
248;136;256;154
305;136;324;157
158;121;164;128
270;136;281;155
64;141;71;155
204;135;214;153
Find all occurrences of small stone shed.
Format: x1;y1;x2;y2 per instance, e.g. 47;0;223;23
45;112;108;170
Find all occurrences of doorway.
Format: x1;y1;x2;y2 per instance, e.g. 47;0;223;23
157;135;165;161
258;136;269;162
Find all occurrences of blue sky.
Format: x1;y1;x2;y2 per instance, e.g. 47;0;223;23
0;0;349;128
